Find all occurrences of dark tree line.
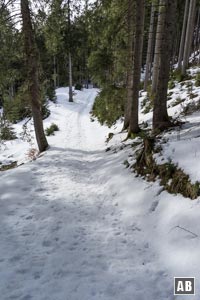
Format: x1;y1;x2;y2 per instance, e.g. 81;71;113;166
0;0;200;151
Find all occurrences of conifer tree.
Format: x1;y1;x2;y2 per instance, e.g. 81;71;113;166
177;0;189;71
182;0;197;74
144;0;157;91
152;0;177;131
128;0;145;134
21;0;48;152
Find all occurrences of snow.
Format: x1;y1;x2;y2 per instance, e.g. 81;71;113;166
1;86;200;299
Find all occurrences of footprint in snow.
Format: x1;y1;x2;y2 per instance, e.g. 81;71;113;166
42;240;51;247
6;211;15;216
9;255;22;263
33;273;41;280
114;231;121;236
51;225;61;232
21;232;30;237
16;268;29;274
22;187;30;192
34;187;46;192
21;295;32;300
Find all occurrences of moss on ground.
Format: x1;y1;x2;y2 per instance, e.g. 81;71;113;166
0;161;17;171
133;137;200;199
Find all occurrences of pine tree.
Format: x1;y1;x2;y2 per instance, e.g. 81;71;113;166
67;0;73;102
144;0;157;91
128;0;145;134
152;0;177;131
21;0;48;152
123;0;134;130
151;0;167;96
182;0;197;74
177;0;189;71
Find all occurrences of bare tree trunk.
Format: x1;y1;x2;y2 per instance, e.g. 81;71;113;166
57;63;60;87
144;0;157;91
53;55;57;88
21;0;48;152
68;52;73;102
172;28;180;65
177;0;189;70
68;0;73;102
151;0;167;95
194;7;200;53
153;0;177;131
197;8;200;62
182;0;197;75
123;0;134;130
129;0;145;134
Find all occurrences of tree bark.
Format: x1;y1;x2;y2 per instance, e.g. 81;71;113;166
68;52;73;102
123;0;134;130
21;0;48;152
182;0;197;75
144;0;157;91
177;0;189;70
194;7;200;53
153;0;177;131
53;55;57;88
151;0;166;96
129;0;145;134
172;27;180;65
68;0;73;102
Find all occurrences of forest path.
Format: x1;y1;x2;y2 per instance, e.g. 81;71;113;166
0;89;171;300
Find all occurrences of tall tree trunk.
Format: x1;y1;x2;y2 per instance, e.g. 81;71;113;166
194;7;200;53
182;0;197;75
53;55;57;89
153;0;177;131
144;0;157;91
151;0;167;95
172;28;180;65
129;0;145;134
21;0;48;152
123;0;134;130
177;0;189;70
68;52;73;102
68;0;73;102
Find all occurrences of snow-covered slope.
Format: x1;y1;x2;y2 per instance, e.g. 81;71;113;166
1;86;200;300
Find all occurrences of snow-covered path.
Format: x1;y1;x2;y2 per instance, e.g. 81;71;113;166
1;88;200;300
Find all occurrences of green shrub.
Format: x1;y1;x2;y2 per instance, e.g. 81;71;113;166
143;101;153;114
45;123;59;136
195;72;200;87
75;83;83;90
171;97;184;107
3;82;51;123
46;85;57;103
134;137;200;199
171;70;191;82
168;80;175;89
92;85;125;127
0;117;16;141
41;102;50;120
189;93;198;99
141;96;148;109
141;95;153;114
185;81;193;90
182;100;200;116
3;86;31;123
41;78;57;103
0;161;17;171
